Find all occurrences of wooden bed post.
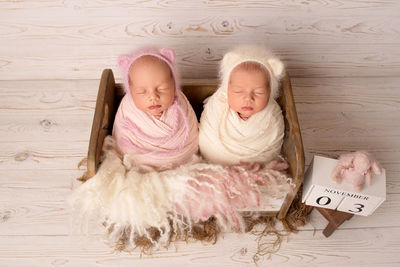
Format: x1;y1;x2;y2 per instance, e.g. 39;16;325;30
87;69;116;177
277;73;305;219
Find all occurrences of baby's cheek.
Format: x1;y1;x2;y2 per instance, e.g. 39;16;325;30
132;95;147;111
227;94;241;112
161;91;175;110
168;91;175;105
256;96;269;111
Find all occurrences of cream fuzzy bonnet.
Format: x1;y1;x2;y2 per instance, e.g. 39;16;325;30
219;45;285;100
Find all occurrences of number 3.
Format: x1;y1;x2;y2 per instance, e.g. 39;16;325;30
349;203;365;213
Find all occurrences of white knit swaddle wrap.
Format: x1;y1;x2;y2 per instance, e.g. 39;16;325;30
199;46;286;165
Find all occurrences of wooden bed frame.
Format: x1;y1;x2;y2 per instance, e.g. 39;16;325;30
86;69;305;220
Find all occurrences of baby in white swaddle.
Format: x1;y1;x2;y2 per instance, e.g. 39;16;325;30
199;45;285;165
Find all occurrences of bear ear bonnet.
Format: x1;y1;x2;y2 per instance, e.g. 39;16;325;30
267;57;285;79
160;48;175;63
118;54;132;72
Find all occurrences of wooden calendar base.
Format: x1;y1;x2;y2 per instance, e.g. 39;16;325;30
315;207;354;237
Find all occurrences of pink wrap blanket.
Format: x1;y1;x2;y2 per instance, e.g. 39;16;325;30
112;46;199;168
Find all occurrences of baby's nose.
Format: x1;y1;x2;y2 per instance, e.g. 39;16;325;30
148;91;160;100
244;93;254;101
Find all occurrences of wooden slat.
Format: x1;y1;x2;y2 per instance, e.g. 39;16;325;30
299;111;400;138
292;77;400;113
0;228;399;266
1;42;399;80
1;2;399;80
0;141;87;170
1;0;400;80
1;0;398;12
0;169;80;189
1;15;399;43
0;112;92;142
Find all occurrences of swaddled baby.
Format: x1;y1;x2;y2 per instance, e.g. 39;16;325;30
70;47;201;249
199;45;285;165
113;46;199;168
195;46;293;216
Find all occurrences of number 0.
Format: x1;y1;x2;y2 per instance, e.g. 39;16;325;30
316;196;331;206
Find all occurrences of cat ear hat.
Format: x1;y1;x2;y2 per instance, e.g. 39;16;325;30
117;46;180;98
219;45;285;100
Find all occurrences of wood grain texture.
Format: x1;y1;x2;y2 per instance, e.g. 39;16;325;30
0;112;93;142
1;0;399;14
1;42;399;80
0;1;399;79
2;15;399;43
0;141;87;170
0;228;399;266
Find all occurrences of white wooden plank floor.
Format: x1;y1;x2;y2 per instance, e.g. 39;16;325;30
0;76;399;266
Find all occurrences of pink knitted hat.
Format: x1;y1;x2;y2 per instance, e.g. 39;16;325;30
118;46;181;98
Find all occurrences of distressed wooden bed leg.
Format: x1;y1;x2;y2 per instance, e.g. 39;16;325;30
322;222;336;237
316;207;354;238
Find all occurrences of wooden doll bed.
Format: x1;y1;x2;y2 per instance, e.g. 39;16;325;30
86;69;305;220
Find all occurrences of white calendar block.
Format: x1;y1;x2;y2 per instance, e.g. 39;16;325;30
304;185;343;210
337;196;379;216
302;155;386;216
336;169;386;216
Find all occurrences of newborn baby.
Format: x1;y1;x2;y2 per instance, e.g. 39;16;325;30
70;47;200;249
199;45;285;165
113;46;199;168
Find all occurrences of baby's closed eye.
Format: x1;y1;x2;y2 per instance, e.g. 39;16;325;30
135;89;146;94
230;87;244;93
157;87;169;92
254;90;266;95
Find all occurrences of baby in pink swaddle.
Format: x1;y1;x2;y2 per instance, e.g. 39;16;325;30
112;47;199;168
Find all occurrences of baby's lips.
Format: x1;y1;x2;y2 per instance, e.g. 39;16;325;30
241;106;254;111
148;104;161;110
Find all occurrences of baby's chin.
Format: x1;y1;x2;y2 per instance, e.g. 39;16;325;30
152;113;163;119
139;108;165;119
238;111;257;120
150;111;165;119
238;112;250;120
235;105;268;121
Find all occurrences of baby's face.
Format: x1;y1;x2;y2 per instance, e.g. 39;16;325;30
227;66;270;120
129;56;175;119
